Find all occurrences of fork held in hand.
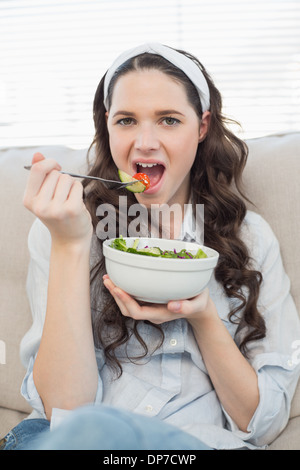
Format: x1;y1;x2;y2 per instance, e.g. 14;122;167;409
23;165;137;190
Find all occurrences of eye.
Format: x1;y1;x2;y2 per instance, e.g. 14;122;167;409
117;117;134;126
162;117;180;126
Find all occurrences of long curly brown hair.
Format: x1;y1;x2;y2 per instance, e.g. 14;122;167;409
82;49;265;376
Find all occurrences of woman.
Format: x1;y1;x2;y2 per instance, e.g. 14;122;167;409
2;43;300;450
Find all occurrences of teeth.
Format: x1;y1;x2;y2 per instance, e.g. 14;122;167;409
137;162;158;168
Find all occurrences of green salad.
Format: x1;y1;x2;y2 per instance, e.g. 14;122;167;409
110;236;208;259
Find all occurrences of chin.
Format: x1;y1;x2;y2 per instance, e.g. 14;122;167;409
135;191;167;208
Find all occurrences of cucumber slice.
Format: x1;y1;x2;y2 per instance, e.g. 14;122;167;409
137;247;162;257
118;170;146;193
126;244;162;257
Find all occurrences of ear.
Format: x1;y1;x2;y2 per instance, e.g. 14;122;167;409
198;111;211;142
105;111;109;123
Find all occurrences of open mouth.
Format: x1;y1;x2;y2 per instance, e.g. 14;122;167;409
135;162;165;189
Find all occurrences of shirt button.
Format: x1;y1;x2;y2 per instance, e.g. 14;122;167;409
170;338;177;346
145;405;153;413
287;359;294;368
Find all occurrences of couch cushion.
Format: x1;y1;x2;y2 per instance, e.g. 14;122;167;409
0;145;89;417
268;415;300;450
243;132;300;315
243;132;300;419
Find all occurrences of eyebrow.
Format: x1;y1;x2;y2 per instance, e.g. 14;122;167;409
112;109;185;118
155;109;185;117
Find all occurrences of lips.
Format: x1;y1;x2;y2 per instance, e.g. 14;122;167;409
135;162;165;189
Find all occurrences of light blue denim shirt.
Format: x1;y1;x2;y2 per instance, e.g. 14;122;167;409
20;210;300;450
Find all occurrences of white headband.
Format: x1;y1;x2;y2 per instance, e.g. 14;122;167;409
103;43;210;112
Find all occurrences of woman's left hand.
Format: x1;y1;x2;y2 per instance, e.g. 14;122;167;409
103;274;217;325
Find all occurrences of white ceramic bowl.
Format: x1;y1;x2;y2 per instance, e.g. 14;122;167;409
103;237;219;303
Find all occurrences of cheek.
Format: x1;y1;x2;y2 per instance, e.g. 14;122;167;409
109;134;127;165
170;131;199;165
176;123;199;147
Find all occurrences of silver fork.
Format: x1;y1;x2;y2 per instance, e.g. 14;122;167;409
24;165;137;190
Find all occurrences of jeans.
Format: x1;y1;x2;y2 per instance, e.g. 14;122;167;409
0;404;211;450
0;418;50;450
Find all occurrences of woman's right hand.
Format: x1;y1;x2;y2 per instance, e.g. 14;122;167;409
23;153;93;248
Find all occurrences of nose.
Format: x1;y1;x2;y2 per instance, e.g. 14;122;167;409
134;124;160;152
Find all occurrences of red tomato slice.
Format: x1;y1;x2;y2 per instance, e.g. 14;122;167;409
133;173;151;190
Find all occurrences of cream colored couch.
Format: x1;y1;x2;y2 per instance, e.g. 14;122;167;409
0;132;299;449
